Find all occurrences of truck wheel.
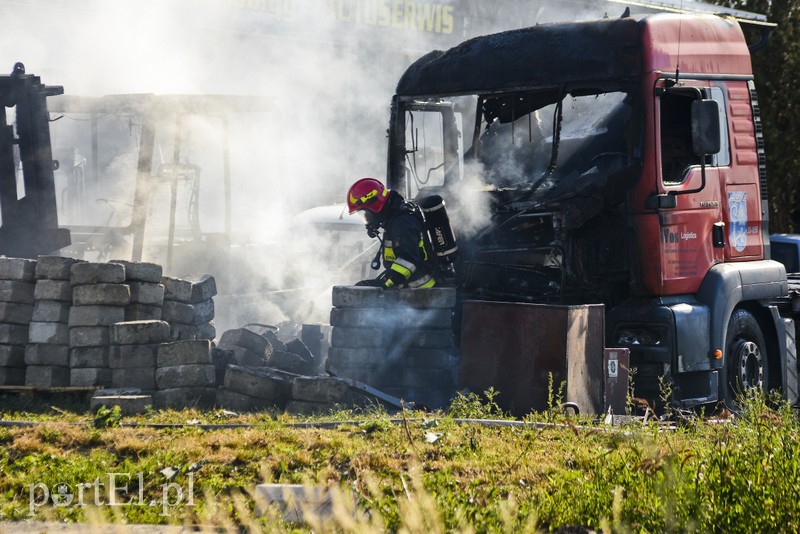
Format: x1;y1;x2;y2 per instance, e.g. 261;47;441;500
723;309;768;409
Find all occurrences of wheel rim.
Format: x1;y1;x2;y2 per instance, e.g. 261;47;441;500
732;339;764;390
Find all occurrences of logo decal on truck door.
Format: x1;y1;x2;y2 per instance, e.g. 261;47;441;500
728;191;748;252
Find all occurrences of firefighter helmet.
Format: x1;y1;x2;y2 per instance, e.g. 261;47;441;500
347;178;389;214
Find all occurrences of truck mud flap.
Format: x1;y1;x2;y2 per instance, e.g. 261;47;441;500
783;318;798;406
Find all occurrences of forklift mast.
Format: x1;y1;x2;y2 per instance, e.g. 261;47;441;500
0;62;70;258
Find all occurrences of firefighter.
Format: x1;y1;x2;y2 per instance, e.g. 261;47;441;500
346;178;436;289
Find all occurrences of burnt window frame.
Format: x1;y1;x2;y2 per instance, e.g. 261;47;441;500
658;84;730;185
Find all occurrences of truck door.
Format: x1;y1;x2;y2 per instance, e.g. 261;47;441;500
654;82;727;294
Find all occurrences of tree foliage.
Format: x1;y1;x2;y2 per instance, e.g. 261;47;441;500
713;0;800;232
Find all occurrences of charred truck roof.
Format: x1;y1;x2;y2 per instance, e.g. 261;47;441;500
395;14;753;97
396;17;642;97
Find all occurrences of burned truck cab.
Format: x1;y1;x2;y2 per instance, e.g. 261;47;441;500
386;14;788;409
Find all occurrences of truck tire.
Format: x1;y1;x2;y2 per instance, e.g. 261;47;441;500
723;308;769;409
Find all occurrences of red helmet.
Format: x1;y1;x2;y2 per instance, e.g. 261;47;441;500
347;178;389;214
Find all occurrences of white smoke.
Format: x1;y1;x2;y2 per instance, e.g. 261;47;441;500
0;0;641;332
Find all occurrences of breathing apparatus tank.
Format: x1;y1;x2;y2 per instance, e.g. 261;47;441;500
419;195;458;276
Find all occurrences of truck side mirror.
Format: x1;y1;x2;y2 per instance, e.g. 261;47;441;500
691;99;721;156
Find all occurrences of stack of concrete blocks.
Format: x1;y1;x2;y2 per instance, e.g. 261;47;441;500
327;286;458;409
154;340;217;409
109;320;170;392
161;274;217;342
68;261;131;387
25;256;83;387
110;260;165;321
0;258;37;385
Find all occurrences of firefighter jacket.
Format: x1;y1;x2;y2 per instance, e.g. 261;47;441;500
378;196;436;289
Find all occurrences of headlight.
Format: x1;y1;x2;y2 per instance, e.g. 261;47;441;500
616;327;662;346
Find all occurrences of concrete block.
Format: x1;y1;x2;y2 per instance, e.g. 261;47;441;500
32;300;71;323
230;346;267;367
0;344;25;366
161;300;193;324
109;260;163;283
0;257;36;281
70;326;110;347
329;327;382;349
70;367;112;387
253;484;334;522
73;283;130;306
162;299;213;325
327;347;383;368
111;320;170;345
109;344;158;368
112;367;156;389
385;348;458;369
25;344;70;366
218;327;270;354
0;367;26;385
90;393;152;415
0;301;34;324
157;340;212;366
0;323;29;345
35;256;84;280
156;364;216;389
325;364;381;385
331;285;383;308
34;279;72;302
162;274;217;303
70;262;125;285
0;280;35;304
28;322;70;345
25;365;70;387
330;307;385;328
153;387;216;409
263;329;286;351
68;305;126;327
286;339;315;365
128;282;165;305
70;347;109;368
169;322;216;342
386;328;453;349
383;287;457;309
267;350;314;375
215;387;272;411
292;376;350;403
224;365;290;402
397;308;453;329
125;303;162;321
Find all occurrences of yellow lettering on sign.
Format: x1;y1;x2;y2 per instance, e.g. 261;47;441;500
378;0;391;26
441;4;453;33
392;0;403;28
226;0;455;34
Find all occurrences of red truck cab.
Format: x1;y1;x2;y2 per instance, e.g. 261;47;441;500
387;13;794;409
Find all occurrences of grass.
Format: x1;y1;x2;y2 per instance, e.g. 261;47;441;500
0;391;798;532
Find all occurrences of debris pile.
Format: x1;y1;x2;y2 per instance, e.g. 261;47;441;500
214;325;356;414
0;257;462;415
